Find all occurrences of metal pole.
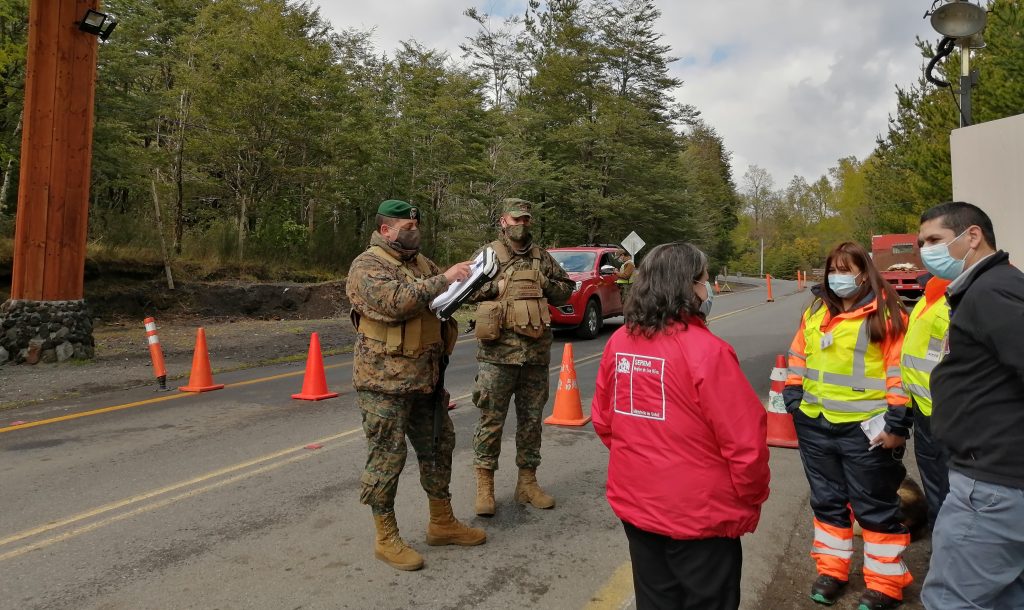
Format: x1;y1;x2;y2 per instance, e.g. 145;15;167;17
760;237;764;277
960;39;972;127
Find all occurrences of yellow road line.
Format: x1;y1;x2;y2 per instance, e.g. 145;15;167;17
0;438;354;562
0;336;475;434
0;352;604;560
0;428;361;549
584;561;635;610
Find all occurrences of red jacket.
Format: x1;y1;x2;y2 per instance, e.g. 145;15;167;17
592;319;771;540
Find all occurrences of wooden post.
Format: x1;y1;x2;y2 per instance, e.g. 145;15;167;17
10;0;99;302
0;0;99;363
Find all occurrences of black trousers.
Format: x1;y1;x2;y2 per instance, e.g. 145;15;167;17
793;410;907;532
913;408;950;529
622;520;742;610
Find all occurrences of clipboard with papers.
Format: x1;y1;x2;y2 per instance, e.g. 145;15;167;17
430;247;500;321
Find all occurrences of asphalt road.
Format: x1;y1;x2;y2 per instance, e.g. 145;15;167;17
1;278;822;610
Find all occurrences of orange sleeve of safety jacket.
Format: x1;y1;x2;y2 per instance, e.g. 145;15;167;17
882;315;910;407
786;315;807;387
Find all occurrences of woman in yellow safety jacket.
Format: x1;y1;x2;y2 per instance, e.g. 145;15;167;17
784;242;911;610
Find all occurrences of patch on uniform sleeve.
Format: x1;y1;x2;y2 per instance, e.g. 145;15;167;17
613;353;667;420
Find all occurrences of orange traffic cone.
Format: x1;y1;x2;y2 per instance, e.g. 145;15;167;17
766;274;775;302
292;332;339;401
766;354;798;448
714;280;721;295
180;328;225;393
544;343;591;426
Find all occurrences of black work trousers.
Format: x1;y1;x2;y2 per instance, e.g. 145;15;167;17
793;410;907;532
913;408;950;529
622;520;742;610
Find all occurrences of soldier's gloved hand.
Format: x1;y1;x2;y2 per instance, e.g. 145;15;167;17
497;278;506;293
444;261;473;284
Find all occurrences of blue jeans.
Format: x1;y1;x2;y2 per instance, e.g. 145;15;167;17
922;470;1024;610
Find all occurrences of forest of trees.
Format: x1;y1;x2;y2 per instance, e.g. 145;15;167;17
0;0;741;273
729;0;1023;278
1;0;1020;278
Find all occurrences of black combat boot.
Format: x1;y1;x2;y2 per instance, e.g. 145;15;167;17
810;575;848;605
857;589;902;610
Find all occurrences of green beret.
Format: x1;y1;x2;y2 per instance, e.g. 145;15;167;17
377;199;419;220
501;198;532;218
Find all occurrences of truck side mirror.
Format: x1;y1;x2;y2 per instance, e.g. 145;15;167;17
600;264;617;275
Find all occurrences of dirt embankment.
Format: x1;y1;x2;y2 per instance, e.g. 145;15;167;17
0;258;358;410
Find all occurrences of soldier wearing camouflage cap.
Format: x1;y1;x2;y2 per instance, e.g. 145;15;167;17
346;199;485;571
468;198;574;516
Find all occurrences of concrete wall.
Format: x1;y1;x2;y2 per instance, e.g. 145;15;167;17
950;113;1024;259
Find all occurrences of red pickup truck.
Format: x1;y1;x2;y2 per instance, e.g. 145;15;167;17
546;246;626;339
871;233;925;301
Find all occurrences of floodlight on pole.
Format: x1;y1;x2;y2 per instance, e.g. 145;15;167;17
924;0;989;127
929;0;987;38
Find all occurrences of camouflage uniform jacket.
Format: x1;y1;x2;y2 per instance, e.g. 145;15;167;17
346;232;449;395
470;234;574;366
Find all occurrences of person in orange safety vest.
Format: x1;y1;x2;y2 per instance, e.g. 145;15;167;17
784;241;912;610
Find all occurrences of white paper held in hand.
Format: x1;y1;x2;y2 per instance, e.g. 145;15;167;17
860;411;887;450
430;247;500;320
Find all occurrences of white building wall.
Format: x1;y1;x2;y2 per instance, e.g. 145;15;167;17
950;113;1024;260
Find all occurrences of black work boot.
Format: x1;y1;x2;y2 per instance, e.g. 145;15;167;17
857;589;902;610
810;575;848;605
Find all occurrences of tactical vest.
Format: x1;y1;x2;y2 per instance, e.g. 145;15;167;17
353;245;442;356
615;261;635;285
900;296;949;417
492;241;551;338
799;301;891;424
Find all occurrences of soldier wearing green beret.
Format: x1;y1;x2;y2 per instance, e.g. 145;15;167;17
346;199;484;571
468;198;574;516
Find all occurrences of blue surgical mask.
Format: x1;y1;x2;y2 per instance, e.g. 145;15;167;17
699;281;713;317
828;273;860;298
920;230;969;280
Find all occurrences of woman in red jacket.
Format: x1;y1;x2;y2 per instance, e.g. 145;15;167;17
592;242;771;610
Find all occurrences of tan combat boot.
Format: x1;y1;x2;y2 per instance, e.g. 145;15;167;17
426;498;487;546
373;513;424;571
515;468;555;509
475;467;496;517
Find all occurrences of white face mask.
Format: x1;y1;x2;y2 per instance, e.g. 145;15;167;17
920;229;970;280
695;281;713;316
828;273;860;298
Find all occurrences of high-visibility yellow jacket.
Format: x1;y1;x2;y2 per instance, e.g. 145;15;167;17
786;297;909;424
900;277;951;417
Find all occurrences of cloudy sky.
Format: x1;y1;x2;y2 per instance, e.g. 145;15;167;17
316;1;938;187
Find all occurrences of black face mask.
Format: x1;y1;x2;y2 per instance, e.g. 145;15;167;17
504;224;531;244
387;228;421;255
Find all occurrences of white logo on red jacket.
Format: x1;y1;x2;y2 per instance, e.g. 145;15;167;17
613;352;667;420
617;357;631;374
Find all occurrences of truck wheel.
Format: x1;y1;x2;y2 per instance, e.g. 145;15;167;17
576;300;601;340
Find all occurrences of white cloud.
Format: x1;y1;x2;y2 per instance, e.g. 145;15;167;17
314;0;940;185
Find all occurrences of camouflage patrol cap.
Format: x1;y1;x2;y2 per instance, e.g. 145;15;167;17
377;199;419;220
501;198;532;218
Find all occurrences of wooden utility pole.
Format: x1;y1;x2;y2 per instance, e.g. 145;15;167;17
0;0;101;363
10;0;99;301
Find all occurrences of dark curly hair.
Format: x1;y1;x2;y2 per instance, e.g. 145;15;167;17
624;242;707;338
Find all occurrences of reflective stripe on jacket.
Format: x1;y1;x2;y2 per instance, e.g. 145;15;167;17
786;298;908;424
900;277;951;417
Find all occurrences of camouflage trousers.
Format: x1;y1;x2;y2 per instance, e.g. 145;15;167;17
356;390;455;515
472;362;550;471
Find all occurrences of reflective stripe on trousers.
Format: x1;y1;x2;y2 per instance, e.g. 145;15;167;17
811;519;854;579
862;529;912;599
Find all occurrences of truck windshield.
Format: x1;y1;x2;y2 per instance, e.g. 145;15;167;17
550;251;597;273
